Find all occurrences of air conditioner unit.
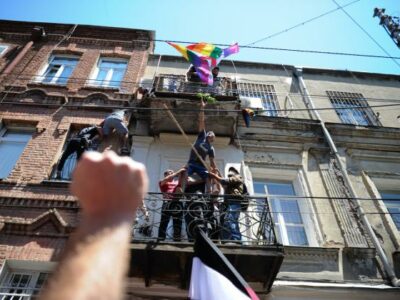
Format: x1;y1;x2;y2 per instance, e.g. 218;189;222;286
240;96;263;109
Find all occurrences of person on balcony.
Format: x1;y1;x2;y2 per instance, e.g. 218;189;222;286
101;109;130;156
184;99;216;193
209;166;249;242
56;125;103;179
158;168;186;241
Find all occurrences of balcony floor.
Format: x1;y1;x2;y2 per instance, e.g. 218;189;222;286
128;240;284;295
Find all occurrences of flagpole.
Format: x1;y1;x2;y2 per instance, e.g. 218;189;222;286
162;103;211;171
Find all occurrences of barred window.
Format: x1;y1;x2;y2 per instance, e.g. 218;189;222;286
238;83;279;117
327;91;379;126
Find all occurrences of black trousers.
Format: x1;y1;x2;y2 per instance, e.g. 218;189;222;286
158;201;183;241
57;139;85;172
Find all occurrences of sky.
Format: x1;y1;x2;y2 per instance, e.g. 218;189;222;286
0;0;399;75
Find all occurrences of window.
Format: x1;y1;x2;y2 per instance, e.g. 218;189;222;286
40;56;79;85
0;44;8;56
90;58;128;88
0;272;49;298
327;91;379;126
54;126;101;181
0;260;54;299
253;181;309;246
0;128;32;179
379;191;400;230
238;83;279;117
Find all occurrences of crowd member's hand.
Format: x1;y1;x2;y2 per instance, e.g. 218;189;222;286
71;151;148;225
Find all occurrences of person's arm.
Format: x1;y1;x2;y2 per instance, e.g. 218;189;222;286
159;168;186;186
198;99;205;132
40;151;148;300
186;65;196;81
209;156;217;170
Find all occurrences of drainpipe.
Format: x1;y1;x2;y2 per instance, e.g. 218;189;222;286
1;26;46;77
294;67;400;287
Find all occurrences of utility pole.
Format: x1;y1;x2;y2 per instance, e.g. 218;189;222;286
373;8;400;48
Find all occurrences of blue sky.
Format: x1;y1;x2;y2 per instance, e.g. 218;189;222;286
0;0;399;75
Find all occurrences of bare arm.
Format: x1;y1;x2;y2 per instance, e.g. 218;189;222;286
159;168;186;186
40;151;148;300
198;99;206;132
209;156;217;170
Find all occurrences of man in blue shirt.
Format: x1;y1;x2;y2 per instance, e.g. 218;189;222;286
186;99;217;191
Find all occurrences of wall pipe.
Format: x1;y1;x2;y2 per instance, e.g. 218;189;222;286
294;67;400;287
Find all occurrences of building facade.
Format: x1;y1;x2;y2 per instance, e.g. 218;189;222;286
0;20;400;299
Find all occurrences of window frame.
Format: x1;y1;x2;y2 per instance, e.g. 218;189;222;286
327;90;379;126
371;177;400;232
53;125;101;181
0;44;8;56
89;57;128;88
237;82;280;117
0;125;34;179
37;54;79;85
250;167;319;247
0;260;55;298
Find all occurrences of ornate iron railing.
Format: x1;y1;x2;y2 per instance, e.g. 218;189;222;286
133;192;278;246
153;75;237;97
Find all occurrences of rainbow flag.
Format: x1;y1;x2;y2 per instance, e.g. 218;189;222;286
168;42;213;85
167;42;239;85
188;42;239;66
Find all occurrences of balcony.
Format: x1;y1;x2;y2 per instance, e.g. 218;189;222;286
152;74;237;101
138;75;239;136
128;192;284;295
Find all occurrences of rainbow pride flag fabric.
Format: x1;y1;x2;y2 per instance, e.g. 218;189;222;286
167;41;239;85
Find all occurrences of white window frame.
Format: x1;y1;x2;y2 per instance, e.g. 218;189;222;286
37;55;79;85
0;126;33;179
0;260;55;298
0;44;8;56
250;167;319;246
89;57;128;88
371;177;400;233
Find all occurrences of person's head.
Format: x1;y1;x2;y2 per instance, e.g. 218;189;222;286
206;131;216;143
163;169;174;181
228;166;239;177
212;67;219;77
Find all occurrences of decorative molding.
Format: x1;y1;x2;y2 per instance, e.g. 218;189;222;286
1;208;75;237
0;197;78;209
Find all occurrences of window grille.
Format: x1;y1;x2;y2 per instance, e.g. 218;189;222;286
237;82;279;117
327;91;379;126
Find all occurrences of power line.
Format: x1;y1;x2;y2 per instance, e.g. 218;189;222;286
331;0;400;70
163;39;400;60
2;99;400;113
246;0;361;46
5;30;400;61
3;73;400;103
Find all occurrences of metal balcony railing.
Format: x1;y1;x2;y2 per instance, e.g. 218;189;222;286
0;288;41;300
153;75;237;97
133;192;278;246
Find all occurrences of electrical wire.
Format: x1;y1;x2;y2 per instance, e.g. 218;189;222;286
4;30;400;61
331;0;400;70
2;73;400;103
2;99;400;113
245;0;361;46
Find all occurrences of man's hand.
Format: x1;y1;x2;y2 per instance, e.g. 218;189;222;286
200;99;206;109
71;151;148;225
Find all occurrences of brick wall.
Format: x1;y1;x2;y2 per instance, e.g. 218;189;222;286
0;20;153;269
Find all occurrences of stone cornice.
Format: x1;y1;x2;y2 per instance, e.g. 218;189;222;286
0;197;78;209
1;208;74;237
